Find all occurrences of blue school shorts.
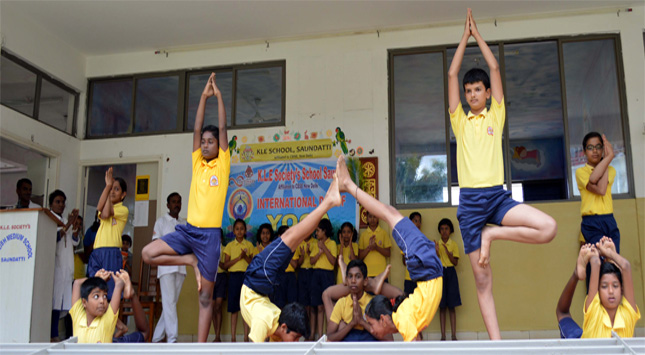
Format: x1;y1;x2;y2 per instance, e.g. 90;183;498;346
244;238;294;297
298;268;313;306
161;223;221;282
457;185;520;254
88;247;123;299
113;331;145;343
343;328;378;341
558;317;582;339
439;267;461;309
392;218;443;282
581;214;620;253
212;272;228;300
310;269;335;307
228;272;245;313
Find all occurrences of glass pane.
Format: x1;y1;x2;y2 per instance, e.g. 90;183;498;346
134;76;179;133
38;78;75;133
89;80;133;136
235;66;283;125
393;52;448;204
1;55;38;117
505;41;567;201
446;46;502;190
563;39;628;195
186;72;232;130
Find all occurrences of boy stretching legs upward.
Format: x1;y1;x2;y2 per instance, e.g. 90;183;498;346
240;172;343;342
142;73;230;342
448;9;557;340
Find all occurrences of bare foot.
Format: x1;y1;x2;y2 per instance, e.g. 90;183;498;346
478;226;494;268
338;254;347;285
187;254;202;292
335;155;355;193
576;244;592;280
323;173;342;208
114;318;128;338
369;265;391;295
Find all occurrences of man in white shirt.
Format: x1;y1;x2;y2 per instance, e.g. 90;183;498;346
152;192;186;343
15;178;41;209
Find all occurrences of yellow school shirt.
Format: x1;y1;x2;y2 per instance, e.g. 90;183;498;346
576;164;616;216
330;292;373;330
402;251;411;281
310;238;338;271
294;238;316;269
336;242;359;284
94;203;128;249
187;148;230;228
358;226;391;277
240;284;280;343
70;299;118;343
217;248;225;274
436;238;459;268
286;252;298;273
450;98;505;188
582;293;640;338
392;277;442;341
224;238;255;272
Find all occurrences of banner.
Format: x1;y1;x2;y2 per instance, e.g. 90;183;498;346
238;139;333;162
223;159;358;244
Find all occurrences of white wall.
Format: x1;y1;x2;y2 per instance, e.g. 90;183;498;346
84;6;645;206
0;4;86;209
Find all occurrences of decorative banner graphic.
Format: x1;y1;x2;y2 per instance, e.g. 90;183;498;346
238;139;333;163
222;159;358;245
359;157;378;229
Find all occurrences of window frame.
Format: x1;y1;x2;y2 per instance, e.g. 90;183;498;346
1;50;79;136
85;60;286;139
388;34;633;208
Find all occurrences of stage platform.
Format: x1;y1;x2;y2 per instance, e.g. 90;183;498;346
2;335;643;355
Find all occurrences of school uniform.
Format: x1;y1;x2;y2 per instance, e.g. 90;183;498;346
358;226;391;277
295;238;316;307
70;299;118;343
336;242;359;284
224;238;255;313
310;238;337;307
213;248;228;300
161;148;230;283
241;238;296;342
51;212;79;338
450;98;520;254
330;292;376;341
436;238;461;309
390;218;443;342
576;164;620;252
582;293;640;338
402;251;416;295
270;252;299;309
152;213;186;343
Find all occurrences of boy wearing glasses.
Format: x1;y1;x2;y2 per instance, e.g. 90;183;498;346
575;132;620;252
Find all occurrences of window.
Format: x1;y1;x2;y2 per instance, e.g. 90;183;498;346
1;50;78;135
389;35;632;207
87;61;285;138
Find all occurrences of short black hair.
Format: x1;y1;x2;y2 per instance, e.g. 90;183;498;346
114;177;127;194
582;131;602;149
48;189;66;205
81;277;108;300
234;218;247;231
409;212;421;221
166;192;180;204
463;68;490;90
365;294;407;319
278;303;310;338
339;221;357;242
121;234;132;246
16;178;32;190
318;219;333;239
599;261;623;287
346;259;368;279
201;125;219;139
438;218;454;234
276;225;289;237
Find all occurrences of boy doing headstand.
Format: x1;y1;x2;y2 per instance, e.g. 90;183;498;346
239;171;344;342
142;73;229;342
448;9;556;339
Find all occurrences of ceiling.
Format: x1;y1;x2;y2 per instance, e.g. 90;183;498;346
2;0;639;56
